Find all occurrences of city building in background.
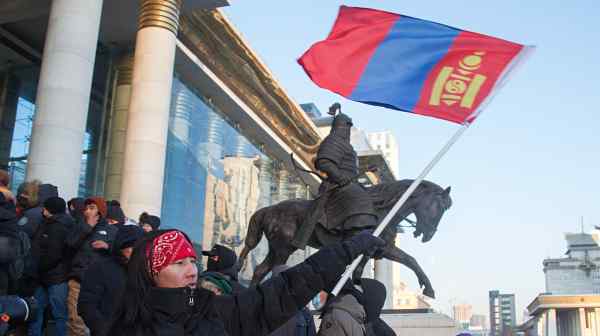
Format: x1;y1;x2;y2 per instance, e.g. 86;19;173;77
367;131;399;179
489;290;517;336
516;231;600;335
453;303;473;329
0;0;322;282
392;280;431;310
469;314;489;335
544;232;600;294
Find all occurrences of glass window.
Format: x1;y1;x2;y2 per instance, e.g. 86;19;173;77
162;77;309;281
3;52;110;198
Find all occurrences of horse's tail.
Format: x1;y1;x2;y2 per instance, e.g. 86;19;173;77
240;209;264;261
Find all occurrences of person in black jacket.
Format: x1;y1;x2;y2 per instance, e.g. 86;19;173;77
27;196;72;336
78;225;144;336
65;197;117;336
0;192;19;295
107;228;385;336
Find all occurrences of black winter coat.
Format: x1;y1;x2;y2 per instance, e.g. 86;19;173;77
66;218;118;282
78;255;126;336
109;242;351;336
31;213;73;286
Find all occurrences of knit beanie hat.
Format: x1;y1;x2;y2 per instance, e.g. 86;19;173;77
139;212;161;230
106;204;126;224
84;197;107;218
43;196;66;215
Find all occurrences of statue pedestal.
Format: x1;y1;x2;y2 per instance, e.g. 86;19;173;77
380;309;461;336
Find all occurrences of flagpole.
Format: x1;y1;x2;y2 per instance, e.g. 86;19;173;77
331;122;471;296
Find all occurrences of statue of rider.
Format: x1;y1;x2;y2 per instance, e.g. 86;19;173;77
291;103;378;249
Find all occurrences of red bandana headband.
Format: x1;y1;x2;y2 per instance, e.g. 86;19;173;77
148;231;197;275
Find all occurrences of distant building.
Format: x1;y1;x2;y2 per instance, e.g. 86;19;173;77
453;304;473;328
393;280;431;310
470;314;488;329
489;290;516;336
516;232;600;335
367;131;400;179
468;314;489;335
544;233;600;295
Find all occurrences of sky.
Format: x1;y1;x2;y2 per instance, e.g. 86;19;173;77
223;0;600;319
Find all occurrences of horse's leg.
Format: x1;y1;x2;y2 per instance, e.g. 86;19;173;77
382;245;435;298
240;211;264;273
251;250;273;286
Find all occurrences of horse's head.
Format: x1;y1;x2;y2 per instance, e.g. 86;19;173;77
412;186;452;243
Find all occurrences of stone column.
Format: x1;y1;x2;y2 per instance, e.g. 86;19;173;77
546;308;558;336
374;259;394;308
26;0;103;199
0;72;19;168
120;0;183;217
579;308;587;335
103;53;134;201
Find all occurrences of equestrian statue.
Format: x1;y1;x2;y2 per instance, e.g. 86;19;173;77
239;104;452;298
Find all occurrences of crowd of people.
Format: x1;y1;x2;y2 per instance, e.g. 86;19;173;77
0;169;396;336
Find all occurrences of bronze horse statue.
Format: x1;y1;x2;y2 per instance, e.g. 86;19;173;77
239;179;452;298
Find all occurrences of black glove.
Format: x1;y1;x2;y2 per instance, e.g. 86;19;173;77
334;175;353;187
341;230;386;262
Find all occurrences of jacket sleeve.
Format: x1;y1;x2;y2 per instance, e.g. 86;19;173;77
78;262;107;335
65;219;92;250
213;242;351;336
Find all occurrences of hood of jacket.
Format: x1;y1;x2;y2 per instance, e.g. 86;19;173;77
328;293;366;323
358;278;387;322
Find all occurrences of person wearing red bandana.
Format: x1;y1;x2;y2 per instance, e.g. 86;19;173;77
107;228;385;336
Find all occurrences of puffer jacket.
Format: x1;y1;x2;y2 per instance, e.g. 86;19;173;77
108;241;353;336
31;213;73;286
66;218;118;282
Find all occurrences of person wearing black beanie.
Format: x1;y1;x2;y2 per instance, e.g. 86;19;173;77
28;196;73;336
43;196;66;216
79;225;144;336
139;212;160;233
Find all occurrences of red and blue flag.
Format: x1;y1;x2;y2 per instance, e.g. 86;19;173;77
298;6;531;124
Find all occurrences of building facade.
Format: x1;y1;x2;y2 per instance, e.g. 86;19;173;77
544;233;600;295
490;290;517;336
393;279;432;310
453;303;473;329
516;232;600;336
0;1;322;281
367;131;400;179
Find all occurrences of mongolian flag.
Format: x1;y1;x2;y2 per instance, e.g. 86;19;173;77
298;6;531;124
